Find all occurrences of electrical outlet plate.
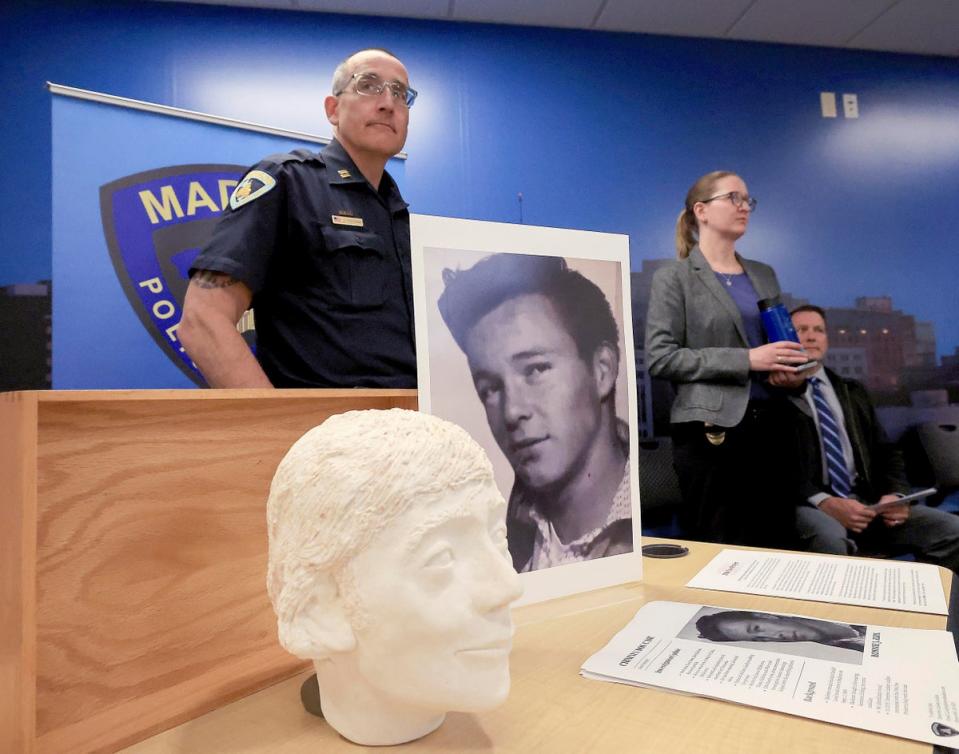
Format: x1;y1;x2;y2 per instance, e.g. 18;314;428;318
842;93;859;119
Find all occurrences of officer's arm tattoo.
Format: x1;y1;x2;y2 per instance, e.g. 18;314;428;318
191;270;241;289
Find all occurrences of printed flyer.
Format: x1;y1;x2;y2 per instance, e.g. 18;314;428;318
581;601;959;746
687;549;948;615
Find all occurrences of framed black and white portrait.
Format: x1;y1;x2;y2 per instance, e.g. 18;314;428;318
411;214;641;604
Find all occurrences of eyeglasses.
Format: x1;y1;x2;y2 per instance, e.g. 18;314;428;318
701;191;757;211
335;72;418;108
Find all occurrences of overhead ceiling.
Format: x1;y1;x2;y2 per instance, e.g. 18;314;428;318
159;0;959;58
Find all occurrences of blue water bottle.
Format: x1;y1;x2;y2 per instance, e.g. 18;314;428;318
757;296;818;371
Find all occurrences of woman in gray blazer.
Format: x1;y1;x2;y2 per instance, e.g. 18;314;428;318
645;171;807;546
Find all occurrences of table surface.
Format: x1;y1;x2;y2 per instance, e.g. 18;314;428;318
122;538;953;754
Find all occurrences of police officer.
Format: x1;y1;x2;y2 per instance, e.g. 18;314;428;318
180;48;417;388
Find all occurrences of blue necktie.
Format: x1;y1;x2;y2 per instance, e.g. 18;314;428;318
809;376;853;498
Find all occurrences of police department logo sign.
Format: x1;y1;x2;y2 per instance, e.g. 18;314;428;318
100;165;245;386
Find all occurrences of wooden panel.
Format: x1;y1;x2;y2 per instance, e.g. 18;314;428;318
30;390;415;753
123;537;949;754
0;392;39;754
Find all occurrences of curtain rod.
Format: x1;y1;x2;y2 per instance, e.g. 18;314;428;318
46;82;408;160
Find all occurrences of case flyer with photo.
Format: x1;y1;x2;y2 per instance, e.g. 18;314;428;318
582;600;959;746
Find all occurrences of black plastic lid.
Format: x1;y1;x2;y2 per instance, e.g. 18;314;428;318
756;295;782;311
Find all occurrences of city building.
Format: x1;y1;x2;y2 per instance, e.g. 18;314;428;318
0;282;51;390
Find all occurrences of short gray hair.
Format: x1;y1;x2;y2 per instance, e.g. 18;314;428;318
330;47;403;94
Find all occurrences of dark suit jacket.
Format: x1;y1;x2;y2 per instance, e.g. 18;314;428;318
787;367;909;504
645;246;782;428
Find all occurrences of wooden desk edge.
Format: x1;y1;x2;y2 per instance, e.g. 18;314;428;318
1;388;418;403
121;537;953;753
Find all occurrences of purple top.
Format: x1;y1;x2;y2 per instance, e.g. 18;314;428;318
715;271;770;400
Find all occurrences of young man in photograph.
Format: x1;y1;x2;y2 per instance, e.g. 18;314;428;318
696;610;866;651
438;253;631;572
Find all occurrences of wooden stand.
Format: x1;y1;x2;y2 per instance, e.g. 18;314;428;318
0;389;416;754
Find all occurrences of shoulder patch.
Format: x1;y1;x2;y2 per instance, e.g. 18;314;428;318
229;170;277;210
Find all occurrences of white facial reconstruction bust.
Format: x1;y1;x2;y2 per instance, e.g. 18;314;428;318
266;409;523;746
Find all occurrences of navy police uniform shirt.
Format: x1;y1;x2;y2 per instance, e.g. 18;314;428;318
191;139;416;388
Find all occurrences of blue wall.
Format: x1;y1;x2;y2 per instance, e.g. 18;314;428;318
5;0;959;356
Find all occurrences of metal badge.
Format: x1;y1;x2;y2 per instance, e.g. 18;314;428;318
337;169;351;178
704;424;726;446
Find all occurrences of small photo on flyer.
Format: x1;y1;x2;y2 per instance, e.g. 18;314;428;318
678;606;867;665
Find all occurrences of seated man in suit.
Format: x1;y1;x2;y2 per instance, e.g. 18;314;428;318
773;305;959;571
